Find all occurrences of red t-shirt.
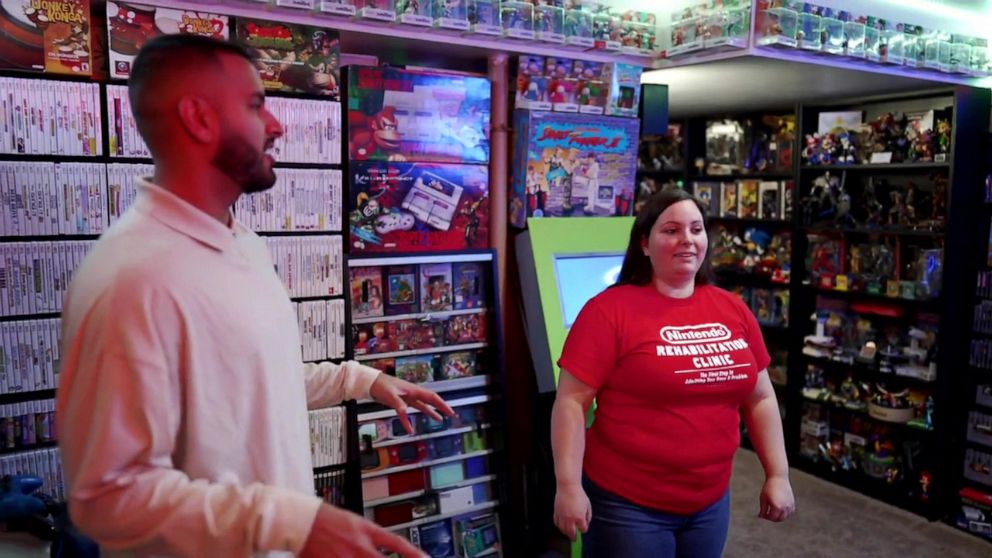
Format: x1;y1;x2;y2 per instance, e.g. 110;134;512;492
558;284;770;514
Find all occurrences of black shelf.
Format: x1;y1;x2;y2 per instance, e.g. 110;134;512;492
801;285;941;311
804;355;938;389
107;156;153;164
1;153;103;163
290;294;346;302
711;270;790;290
0;313;61;323
800;394;935;436
256;230;344;237
800;225;944;239
0;235;101;242
795;457;932;518
273;162;341;170
800;163;950;172
690;173;794;181
709;216;794;227
0;390;56;405
0;441;58;456
636;167;684;175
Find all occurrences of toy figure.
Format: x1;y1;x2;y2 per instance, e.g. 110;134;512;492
548;81;566;103
459;196;486;246
888;190;915;228
936;118;951;157
837;132;856;164
863;178;884;227
929;174;947;225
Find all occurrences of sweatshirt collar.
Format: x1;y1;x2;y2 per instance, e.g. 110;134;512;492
134;177;238;253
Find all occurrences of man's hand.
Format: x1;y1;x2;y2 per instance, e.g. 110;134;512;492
368;374;455;434
300;504;428;558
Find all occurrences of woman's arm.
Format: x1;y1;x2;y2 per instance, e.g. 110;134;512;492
741;371;795;522
551;370;598;540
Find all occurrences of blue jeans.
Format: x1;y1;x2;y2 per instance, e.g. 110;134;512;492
582;476;730;558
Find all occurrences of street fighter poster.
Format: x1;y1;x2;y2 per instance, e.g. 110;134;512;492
234;18;339;98
349;162;489;254
0;0;93;75
510;110;639;228
347;66;491;164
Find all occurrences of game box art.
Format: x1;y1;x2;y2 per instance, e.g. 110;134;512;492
234;18;340;98
347;66;491;164
0;0;92;75
107;2;228;79
349;162;489;253
510;109;639;227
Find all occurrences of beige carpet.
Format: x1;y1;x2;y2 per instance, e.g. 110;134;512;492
727;450;990;558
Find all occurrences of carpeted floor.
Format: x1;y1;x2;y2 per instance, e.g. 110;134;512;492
727;450;990;558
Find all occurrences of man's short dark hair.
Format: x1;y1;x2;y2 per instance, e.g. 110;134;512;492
128;34;254;130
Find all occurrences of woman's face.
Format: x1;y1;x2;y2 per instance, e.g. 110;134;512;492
641;200;707;284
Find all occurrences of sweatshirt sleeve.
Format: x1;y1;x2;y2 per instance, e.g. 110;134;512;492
56;281;322;556
303;360;381;409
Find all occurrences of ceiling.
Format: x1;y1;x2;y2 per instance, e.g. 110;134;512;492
643;56;952;118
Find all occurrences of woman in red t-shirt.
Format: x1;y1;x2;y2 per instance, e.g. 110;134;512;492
551;188;794;557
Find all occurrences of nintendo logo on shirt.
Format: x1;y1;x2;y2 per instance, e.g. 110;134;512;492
659;324;732;345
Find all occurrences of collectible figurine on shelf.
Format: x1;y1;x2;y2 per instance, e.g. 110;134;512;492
928;174;948;228
935;118;951;161
888;190;915;228
862;178;885;228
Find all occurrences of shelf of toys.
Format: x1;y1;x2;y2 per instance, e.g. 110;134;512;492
134;0;663;67
787;86;992;522
654;1;991;86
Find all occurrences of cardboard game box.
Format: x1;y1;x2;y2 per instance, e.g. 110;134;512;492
0;0;92;75
347;66;491;164
510;110;639;227
349;162;489;253
107;2;229;79
234;18;340;98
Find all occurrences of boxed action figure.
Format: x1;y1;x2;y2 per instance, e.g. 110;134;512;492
510;110;638;226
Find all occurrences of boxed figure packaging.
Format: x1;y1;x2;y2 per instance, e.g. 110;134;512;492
510;110;638;227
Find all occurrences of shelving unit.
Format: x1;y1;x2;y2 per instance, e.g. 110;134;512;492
349;251;506;556
784;86;992;524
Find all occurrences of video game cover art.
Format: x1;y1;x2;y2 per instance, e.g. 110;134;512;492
349;162;489;253
510;110;639;227
0;0;93;75
234;18;340;98
347;65;491;164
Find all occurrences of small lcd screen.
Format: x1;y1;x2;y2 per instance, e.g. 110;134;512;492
553;253;624;329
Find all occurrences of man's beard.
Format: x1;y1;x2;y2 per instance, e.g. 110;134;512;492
212;131;277;194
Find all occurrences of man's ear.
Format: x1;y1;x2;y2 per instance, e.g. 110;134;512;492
176;96;217;144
